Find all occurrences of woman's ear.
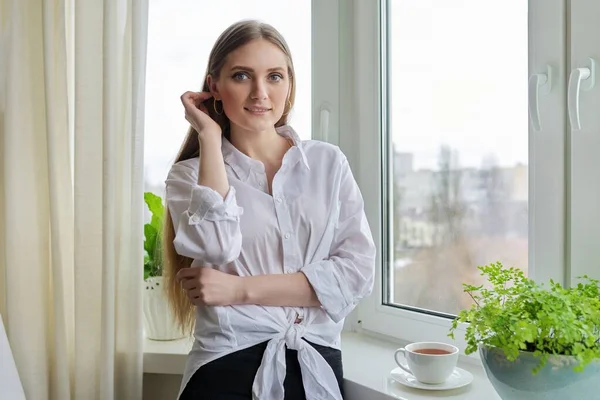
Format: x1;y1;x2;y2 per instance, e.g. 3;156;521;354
206;75;220;100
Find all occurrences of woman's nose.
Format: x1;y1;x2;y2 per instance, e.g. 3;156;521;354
250;81;268;100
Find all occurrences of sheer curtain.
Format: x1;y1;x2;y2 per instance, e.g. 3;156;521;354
0;0;148;399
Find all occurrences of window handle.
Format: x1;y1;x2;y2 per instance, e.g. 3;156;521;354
568;58;596;131
528;65;552;131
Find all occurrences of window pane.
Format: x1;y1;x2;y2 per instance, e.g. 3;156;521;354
144;0;312;196
385;0;528;316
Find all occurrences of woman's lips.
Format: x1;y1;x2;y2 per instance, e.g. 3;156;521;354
244;107;272;115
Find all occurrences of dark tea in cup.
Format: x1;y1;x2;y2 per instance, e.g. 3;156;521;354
413;348;452;355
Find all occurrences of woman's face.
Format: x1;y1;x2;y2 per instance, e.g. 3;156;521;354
208;39;291;135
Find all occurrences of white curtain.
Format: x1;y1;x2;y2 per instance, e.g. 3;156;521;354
0;0;149;399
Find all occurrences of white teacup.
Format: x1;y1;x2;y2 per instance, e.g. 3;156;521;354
394;342;459;384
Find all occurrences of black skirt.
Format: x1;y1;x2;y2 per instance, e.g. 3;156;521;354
179;340;345;400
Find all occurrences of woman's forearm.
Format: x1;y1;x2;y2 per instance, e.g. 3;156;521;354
239;273;321;308
198;136;229;197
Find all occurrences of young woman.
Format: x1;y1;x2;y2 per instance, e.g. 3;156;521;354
164;19;376;400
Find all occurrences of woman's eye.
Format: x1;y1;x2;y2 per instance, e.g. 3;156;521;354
270;74;283;82
233;72;249;81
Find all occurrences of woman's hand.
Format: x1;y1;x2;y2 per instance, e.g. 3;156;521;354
180;91;222;141
176;267;246;306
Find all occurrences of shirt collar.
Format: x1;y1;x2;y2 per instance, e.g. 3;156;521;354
221;125;310;182
276;125;310;171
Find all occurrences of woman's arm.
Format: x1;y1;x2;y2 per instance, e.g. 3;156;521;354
242;154;375;315
166;158;243;265
298;154;377;323
198;136;229;197
180;91;229;197
240;273;321;307
176;268;320;307
239;154;375;314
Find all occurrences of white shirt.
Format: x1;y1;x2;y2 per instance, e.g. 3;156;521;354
166;125;376;400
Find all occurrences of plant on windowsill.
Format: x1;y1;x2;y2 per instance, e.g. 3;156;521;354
143;192;184;341
448;262;600;400
144;192;164;280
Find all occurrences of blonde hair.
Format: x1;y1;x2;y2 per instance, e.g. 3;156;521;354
163;20;297;334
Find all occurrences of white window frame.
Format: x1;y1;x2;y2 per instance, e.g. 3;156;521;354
330;0;570;353
311;0;340;146
569;0;600;282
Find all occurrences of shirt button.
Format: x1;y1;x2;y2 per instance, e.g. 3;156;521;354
285;268;293;274
276;197;283;203
190;215;200;223
284;233;291;239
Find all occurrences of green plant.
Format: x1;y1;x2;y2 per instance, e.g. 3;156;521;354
449;262;600;373
144;192;164;280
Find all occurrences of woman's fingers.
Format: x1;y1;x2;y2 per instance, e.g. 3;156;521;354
181;91;212;108
180;90;223;138
186;288;203;305
180;278;197;291
181;91;214;122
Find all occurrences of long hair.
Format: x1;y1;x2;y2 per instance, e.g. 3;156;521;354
163;20;297;334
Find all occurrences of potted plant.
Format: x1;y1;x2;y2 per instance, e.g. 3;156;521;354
449;262;600;400
143;192;184;341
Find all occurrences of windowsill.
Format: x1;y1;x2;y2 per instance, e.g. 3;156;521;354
143;331;500;400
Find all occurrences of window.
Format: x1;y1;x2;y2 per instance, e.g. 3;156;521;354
385;1;529;317
143;0;312;196
353;0;578;349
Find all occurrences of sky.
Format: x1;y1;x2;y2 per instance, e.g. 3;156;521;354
143;0;528;188
389;0;528;170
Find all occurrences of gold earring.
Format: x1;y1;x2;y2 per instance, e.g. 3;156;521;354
213;98;223;115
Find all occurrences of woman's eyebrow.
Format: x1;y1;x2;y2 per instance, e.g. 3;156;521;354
230;65;286;73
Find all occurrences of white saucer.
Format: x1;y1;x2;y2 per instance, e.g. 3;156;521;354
390;367;473;391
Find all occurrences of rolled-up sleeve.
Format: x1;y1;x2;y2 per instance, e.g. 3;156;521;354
166;163;243;265
300;156;376;323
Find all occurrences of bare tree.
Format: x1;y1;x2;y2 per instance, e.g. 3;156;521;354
428;145;466;245
479;154;507;236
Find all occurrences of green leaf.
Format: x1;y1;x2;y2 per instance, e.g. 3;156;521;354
150;215;162;231
145;192;164;227
143;192;165;277
144;223;158;257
